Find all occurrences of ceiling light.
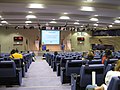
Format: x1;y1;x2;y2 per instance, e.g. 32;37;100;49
0;24;2;26
109;25;113;27
26;15;36;18
112;23;114;24
49;21;57;23
59;16;70;19
90;18;98;21
94;15;98;16
76;20;79;21
0;15;2;18
94;24;98;26
63;12;68;15
85;0;93;2
1;21;8;24
25;21;32;23
81;26;84;27
28;11;33;13
74;22;79;25
114;20;120;23
29;4;44;8
80;6;94;11
26;24;29;25
52;19;56;20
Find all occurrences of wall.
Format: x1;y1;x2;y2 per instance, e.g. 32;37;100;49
2;26;115;53
0;27;40;53
70;31;91;51
90;36;120;51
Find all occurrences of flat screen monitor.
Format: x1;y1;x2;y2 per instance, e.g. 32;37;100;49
41;30;60;44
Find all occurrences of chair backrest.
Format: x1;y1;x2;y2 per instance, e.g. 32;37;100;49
80;64;105;87
108;76;120;90
13;59;22;68
0;58;4;61
0;61;16;77
65;60;85;76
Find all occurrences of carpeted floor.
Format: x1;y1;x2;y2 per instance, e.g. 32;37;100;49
0;56;71;90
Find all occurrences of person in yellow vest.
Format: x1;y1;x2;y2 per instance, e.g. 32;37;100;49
10;49;23;59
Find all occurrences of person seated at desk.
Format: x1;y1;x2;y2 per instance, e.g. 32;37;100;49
9;49;23;59
86;60;120;90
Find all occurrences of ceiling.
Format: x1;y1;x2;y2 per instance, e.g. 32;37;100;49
0;0;120;30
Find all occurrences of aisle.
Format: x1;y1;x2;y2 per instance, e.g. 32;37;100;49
0;56;71;90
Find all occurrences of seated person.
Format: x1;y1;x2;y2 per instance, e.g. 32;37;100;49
86;60;120;90
54;51;58;56
87;50;94;61
102;49;112;64
9;49;23;59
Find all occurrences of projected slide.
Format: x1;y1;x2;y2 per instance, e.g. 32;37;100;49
42;30;60;44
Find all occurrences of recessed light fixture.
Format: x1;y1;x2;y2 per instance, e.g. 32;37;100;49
94;24;98;26
115;20;120;23
85;0;93;2
90;18;98;21
28;11;33;13
28;3;44;8
109;25;113;27
94;15;98;16
114;20;120;23
63;12;68;15
26;24;29;26
76;20;79;21
74;22;79;25
1;21;8;24
59;16;70;19
25;21;32;23
49;21;57;23
26;15;36;18
80;6;94;11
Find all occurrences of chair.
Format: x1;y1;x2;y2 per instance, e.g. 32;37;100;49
71;64;105;90
108;76;120;90
13;59;25;77
0;61;22;85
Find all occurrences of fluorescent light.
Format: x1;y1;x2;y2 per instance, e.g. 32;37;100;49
74;22;79;25
25;21;32;23
93;24;98;26
90;18;98;21
26;15;36;18
81;26;84;27
81;6;94;11
109;25;113;27
1;21;8;24
114;20;120;23
52;19;56;20
59;16;70;19
49;21;57;23
29;4;44;8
